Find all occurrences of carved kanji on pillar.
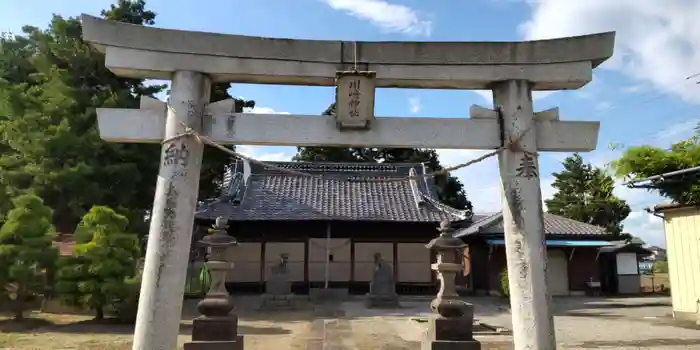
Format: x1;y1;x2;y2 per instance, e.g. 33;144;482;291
516;151;539;179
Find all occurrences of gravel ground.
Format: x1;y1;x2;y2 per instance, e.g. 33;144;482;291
332;296;700;349
475;296;700;349
5;296;697;349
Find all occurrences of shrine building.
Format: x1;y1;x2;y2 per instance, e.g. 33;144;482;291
193;160;640;296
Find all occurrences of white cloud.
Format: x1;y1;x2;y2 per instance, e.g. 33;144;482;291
235;106;296;161
587;117;700;172
409;97;421;113
236;145;295;162
471;90;557;105
622;210;666;247
520;0;700;103
621;84;646;94
322;0;432;36
247;106;290;115
595;101;612;111
436;149;502;212
651;117;700;142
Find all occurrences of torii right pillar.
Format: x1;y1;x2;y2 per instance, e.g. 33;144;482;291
493;80;556;349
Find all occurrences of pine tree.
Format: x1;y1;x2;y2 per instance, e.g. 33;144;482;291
0;194;58;320
56;206;140;320
0;1;255;234
546;154;631;236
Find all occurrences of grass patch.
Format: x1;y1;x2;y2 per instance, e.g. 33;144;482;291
641;273;670;294
0;312;168;349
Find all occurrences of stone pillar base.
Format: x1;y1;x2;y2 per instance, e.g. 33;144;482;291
260;294;294;310
183;336;244;350
364;293;400;308
421;339;481;350
185;315;244;350
421;316;481;350
190;315;240;341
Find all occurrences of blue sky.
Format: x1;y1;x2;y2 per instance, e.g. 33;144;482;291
2;0;700;247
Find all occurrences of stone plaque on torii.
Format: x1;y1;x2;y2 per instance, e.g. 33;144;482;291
80;14;614;350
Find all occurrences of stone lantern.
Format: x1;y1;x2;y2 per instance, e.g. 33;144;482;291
184;216;243;350
422;220;481;349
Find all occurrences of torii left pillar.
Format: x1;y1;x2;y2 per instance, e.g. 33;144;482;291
132;71;211;350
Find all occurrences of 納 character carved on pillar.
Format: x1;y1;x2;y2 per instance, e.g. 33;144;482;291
163;142;190;167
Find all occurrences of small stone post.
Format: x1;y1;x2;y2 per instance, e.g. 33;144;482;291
422;220;481;350
184;217;243;350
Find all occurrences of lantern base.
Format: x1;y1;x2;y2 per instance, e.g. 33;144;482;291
365;293;400;308
190;315;241;342
183;337;244;350
421;339;481;350
421;316;481;350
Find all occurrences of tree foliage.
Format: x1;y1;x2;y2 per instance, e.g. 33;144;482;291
0;0;253;234
612;128;700;205
293;103;473;213
545;154;631;236
56;206;140;320
0;194;58;320
652;259;668;274
499;267;509;298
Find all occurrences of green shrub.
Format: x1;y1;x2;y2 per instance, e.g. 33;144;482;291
55;206;141;320
113;276;140;324
499;267;510;297
652;260;668;274
0;195;58;320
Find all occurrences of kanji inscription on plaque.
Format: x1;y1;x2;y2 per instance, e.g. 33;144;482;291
335;71;376;129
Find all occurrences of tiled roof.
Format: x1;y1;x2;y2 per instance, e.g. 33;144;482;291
454;212;609;238
196;161;470;222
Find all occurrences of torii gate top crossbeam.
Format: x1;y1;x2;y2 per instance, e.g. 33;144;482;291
80;15;615;90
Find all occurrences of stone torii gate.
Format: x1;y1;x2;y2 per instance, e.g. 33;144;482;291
81;15;614;350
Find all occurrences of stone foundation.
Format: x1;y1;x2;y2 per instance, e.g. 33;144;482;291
422;317;482;350
365;293;400;308
260;294;294;310
184;315;244;350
